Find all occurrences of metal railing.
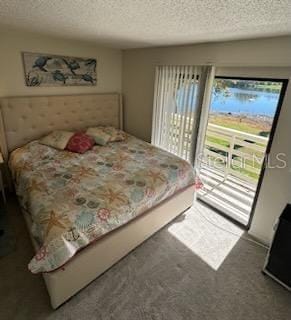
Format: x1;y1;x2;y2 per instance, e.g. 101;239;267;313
203;123;268;185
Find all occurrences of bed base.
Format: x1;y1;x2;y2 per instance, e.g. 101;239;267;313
1;93;195;309
23;185;194;309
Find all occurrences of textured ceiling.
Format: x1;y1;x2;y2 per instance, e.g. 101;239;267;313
0;0;291;49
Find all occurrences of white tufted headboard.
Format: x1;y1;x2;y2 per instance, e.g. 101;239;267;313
0;93;123;160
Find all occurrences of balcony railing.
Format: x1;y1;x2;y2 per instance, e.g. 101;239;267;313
163;112;269;224
203;123;268;185
166;112;268;186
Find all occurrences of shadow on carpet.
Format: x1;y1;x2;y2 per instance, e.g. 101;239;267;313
0;206;16;257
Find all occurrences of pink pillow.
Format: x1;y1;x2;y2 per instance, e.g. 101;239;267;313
66;132;95;154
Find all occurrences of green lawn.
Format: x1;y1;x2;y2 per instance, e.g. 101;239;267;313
205;115;269;181
209;115;268;135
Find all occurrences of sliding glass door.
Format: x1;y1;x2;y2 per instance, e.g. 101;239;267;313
198;77;288;226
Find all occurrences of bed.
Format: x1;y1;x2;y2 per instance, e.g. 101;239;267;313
0;93;195;308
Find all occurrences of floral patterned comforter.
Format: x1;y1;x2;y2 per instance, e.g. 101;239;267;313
9;134;195;273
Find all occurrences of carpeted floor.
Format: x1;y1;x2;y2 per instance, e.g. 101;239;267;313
0;205;16;257
0;195;291;320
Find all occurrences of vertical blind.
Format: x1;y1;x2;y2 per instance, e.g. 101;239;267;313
151;65;215;165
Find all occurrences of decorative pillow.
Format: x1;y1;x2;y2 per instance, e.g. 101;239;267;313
102;126;127;142
66;132;95;154
40;130;74;150
86;127;111;146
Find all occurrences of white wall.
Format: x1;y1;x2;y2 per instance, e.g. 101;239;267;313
122;36;291;245
1;27;291;245
0;28;122;97
122;36;291;141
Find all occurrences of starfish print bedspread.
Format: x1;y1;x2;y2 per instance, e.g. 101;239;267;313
9;134;195;273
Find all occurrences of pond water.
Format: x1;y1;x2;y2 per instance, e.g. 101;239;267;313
210;87;280;117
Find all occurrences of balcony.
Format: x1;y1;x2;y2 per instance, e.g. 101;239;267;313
198;123;268;225
163;112;268;225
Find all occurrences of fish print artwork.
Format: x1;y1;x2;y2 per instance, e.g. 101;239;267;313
22;52;97;87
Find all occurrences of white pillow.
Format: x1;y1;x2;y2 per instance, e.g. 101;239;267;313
86;127;111;146
40;130;74;150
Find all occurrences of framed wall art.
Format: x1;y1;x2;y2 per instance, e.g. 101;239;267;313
22;52;97;87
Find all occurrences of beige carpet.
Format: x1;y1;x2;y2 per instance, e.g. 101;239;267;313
0;195;291;320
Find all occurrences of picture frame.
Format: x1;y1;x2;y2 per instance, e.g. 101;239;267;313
22;52;97;87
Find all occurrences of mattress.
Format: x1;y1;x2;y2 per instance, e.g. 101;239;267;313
9;134;195;274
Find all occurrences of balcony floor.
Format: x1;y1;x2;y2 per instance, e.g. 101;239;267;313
198;164;257;226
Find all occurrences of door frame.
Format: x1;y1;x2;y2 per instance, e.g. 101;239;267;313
203;76;289;229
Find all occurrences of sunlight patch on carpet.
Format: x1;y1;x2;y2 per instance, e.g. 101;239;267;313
167;204;244;270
